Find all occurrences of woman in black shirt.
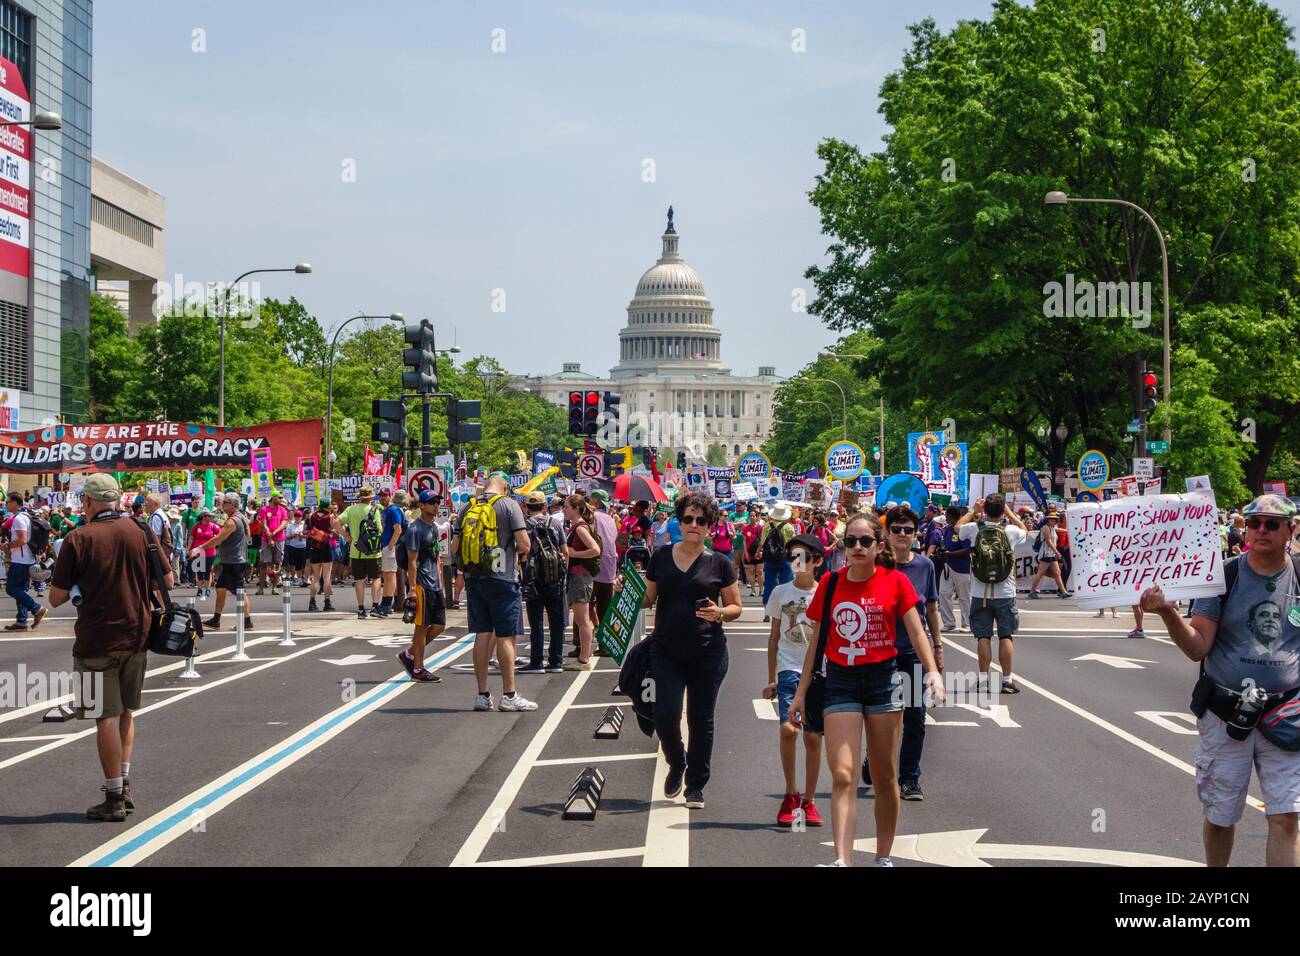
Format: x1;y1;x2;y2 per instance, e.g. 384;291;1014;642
627;492;742;809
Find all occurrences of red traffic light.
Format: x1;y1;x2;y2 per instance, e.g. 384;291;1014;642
569;391;583;407
1143;373;1158;388
585;391;600;406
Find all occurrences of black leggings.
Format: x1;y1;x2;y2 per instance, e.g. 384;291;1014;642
650;639;729;790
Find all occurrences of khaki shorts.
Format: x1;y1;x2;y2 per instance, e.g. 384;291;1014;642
259;540;285;564
1195;713;1300;826
381;547;399;573
74;651;147;719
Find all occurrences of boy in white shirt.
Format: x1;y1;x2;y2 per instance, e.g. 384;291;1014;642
763;534;827;828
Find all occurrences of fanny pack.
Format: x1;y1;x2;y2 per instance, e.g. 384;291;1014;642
1191;664;1300;751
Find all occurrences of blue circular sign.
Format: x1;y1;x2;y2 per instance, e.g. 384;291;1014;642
1077;450;1109;492
875;473;930;513
1075;490;1098;503
735;451;770;482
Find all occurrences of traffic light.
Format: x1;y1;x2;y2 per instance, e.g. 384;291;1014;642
1142;371;1159;413
403;321;438;393
557;449;577;480
584;390;600;437
370;399;406;446
602;391;621;443
677;451;687;469
604;451;620;478
568;391;584;436
446;398;482;446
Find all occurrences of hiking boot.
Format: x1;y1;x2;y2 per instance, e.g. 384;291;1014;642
121;778;134;812
87;787;127;822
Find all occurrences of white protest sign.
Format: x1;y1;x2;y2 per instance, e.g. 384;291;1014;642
1066;492;1224;610
734;481;757;502
1013;531;1059;593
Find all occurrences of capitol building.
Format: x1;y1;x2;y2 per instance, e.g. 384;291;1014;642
510;209;778;463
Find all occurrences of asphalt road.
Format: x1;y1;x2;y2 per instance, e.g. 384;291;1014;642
0;579;1271;867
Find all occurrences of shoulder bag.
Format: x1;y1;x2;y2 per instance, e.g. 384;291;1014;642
136;519;203;656
802;569;841;734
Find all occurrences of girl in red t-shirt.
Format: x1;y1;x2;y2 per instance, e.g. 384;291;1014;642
789;512;944;867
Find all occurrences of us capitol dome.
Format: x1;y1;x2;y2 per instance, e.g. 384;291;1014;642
511;208;778;464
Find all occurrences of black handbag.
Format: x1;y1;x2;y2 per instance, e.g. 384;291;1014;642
803;569;841;734
136;519;203;656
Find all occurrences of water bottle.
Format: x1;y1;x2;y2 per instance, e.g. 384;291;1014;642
69;584;82;607
1227;685;1269;741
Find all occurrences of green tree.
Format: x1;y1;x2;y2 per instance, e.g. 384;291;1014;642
87;293;142;422
705;442;728;466
804;0;1300;498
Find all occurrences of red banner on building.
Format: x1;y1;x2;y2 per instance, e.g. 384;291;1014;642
0;419;323;474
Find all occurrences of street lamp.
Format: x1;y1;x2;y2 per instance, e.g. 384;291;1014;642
803;377;847;439
1054;422;1069;444
0;110;61;130
216;263;312;426
324;312;404;477
826;349;885;475
1045;190;1171;447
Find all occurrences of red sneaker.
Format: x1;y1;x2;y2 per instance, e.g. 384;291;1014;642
777;792;801;827
800;796;824;826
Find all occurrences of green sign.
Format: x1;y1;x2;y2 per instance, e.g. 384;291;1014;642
595;564;646;665
1148;440;1169;453
929;492;953;507
538;474;557;495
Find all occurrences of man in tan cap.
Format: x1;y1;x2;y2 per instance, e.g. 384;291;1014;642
50;473;172;821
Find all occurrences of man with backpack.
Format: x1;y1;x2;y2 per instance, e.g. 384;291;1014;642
4;489;48;630
398;489;447;684
956;494;1027;694
759;503;796;612
451;474;537;712
518;491;568;674
341;485;386;619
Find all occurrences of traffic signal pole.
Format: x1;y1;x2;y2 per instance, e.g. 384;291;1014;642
422;393;432;467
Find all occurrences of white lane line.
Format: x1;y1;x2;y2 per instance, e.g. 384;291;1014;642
0;636;287;728
533;753;656;767
644;713;690;867
476;847;645;867
0;733;77;742
752;698;778;720
451;667;597;867
941;639;1266;814
68;636;475;868
0;634;352;771
566;701;632;709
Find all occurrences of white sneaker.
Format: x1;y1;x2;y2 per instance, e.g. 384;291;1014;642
816;859;848;867
873;857;894;868
499;692;538;712
473;693;495;711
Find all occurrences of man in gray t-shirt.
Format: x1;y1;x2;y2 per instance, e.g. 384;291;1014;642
1140;493;1300;867
450;475;536;713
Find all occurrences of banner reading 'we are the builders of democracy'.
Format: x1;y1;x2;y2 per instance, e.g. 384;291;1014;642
0;419;323;474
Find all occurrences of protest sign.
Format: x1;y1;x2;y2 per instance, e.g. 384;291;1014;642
1066;493;1223;610
1014;531;1059;593
0;419;322;474
595;563;646;664
251;447;274;498
733;481;757;502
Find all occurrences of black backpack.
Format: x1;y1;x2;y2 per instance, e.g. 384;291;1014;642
357;503;383;554
526;518;566;588
25;509;52;557
761;522;789;562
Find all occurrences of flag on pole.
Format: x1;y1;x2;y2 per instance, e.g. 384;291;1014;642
363;444;385;476
394;458;404;494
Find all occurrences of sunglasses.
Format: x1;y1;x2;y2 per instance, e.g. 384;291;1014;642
1246;517;1286;531
890;526;916;535
679;515;710;527
842;534;878;549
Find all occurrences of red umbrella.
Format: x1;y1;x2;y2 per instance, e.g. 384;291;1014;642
612;473;668;503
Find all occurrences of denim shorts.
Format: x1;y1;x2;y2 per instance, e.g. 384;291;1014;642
969;597;1019;639
466;575;522;638
823;658;903;716
776;670;802;725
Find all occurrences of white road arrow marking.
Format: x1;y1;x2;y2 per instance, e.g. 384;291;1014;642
321;654;380;666
365;635;409;647
1070;653;1158;670
924;714;978;727
829;829;1200;867
752;699;778;721
952;703;1021;728
1135;710;1198;735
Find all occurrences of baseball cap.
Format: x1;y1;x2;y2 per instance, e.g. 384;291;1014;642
525;491;547;506
789;533;826;557
417;488;442;504
83;473;122;502
1242;494;1297;519
591;489;610;507
357;484;375;497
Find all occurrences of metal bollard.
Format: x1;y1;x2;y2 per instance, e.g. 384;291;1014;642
231;590;250;661
179;595;201;679
279;580;295;646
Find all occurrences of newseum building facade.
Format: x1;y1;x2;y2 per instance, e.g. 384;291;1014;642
0;0;92;432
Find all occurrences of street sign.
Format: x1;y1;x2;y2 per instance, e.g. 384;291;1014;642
577;453;603;479
1147;440;1169;453
407;468;445;500
1126;420;1141;433
1133;457;1154;481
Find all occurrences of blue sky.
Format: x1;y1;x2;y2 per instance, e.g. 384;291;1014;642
92;1;1300;381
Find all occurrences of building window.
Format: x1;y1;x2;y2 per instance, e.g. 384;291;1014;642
649;404;654;414
732;423;738;434
734;445;740;455
747;444;754;451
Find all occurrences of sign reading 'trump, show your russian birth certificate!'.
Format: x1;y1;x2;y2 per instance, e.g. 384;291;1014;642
1066;492;1225;610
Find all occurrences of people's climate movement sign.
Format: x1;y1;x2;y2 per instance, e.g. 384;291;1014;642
824;440;865;482
0;420;323;473
1066;492;1223;610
